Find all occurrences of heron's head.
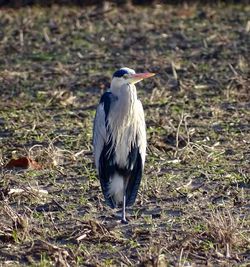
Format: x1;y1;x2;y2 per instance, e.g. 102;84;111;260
110;67;155;91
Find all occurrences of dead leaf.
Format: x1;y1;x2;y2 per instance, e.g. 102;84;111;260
5;157;42;170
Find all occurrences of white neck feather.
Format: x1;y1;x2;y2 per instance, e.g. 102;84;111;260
108;83;138;167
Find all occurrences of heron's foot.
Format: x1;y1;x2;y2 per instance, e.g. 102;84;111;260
121;218;128;224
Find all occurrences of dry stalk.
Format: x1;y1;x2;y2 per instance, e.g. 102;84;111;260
174;111;184;159
204;210;244;258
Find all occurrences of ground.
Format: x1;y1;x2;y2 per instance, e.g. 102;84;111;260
0;2;249;266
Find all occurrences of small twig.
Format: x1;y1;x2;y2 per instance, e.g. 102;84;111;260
48;212;60;234
184;114;191;146
178;247;184;267
89;7;114;19
174;111;184;158
228;63;238;76
52;199;66;211
118;251;133;266
43;28;51;43
171;61;178;80
19;30;24;47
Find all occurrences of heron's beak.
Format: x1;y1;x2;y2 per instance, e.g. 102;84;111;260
130;72;155;84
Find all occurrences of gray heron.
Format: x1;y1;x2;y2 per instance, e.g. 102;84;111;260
93;67;155;223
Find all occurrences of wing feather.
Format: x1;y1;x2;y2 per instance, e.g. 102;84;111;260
125;147;143;206
93;103;106;172
125;99;146;206
93;92;117;208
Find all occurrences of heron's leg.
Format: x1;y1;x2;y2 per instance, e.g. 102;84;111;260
121;192;127;224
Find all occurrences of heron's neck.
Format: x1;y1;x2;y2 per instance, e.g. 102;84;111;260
108;84;138;166
115;84;137;120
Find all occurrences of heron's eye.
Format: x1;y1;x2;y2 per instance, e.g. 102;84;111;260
123;74;129;79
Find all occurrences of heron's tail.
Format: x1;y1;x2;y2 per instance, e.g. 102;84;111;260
108;173;124;205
